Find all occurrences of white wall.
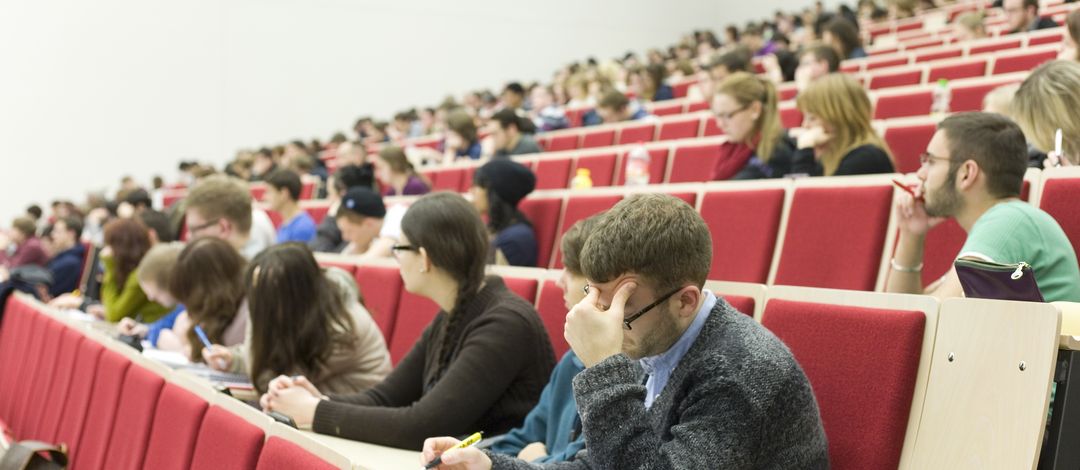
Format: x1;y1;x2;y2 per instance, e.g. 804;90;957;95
0;0;813;223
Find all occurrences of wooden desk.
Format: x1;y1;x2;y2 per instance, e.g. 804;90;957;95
300;432;421;470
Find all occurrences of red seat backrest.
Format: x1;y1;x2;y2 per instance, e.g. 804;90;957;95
250;186;267;202
11;315;65;436
388;291;441;365
927;58;987;82
353;265;404;340
668;143;723;183
102;365;166;470
535;157;573;190
0;298;31;412
615;148;669;185
551;195;623;268
546;134;579;152
51;339;104;447
565;108;589;128
573;153;618;187
914;47;963;63
651;101;684;117
142;383;210;470
866;56;909;71
774;185;893;291
5;312;48;433
702;116;723;136
868;69;923;90
433;168;465;192
535;280;570;357
951;79;1022;112
1038;178;1080;260
657;116;701;141
73;349;133;470
265;209;283;229
721;295;755;317
190;406;266;470
969;38;1022;55
519;197;564;269
883;122;937;174
687;101;711;113
256;436;339;470
762;299;925;470
30;328;83;442
502;277;539;304
304;205;331;225
672;81;695;99
700;188;786;283
581;129;616;149
779;106;805;128
299;180;315;200
616;122;657;145
992;49;1057;75
874;90;933;119
319;260;358;276
917;218;968;287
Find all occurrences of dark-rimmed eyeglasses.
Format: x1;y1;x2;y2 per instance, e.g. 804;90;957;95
919;152;952;166
390;244;418;256
583;284;684;330
186;218;222;236
714;104;750;122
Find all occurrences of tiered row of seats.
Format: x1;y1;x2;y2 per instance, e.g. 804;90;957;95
307;252;1067;469
0;294;417;469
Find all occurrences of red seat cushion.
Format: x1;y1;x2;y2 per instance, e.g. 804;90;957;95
657;116;701;141
700;188;786;283
102;365;166;470
535;157;573;190
519;197;564;268
762;299;925;470
354;265;404;340
927;58;987;82
535;280;571;357
190;406;265;470
256;436;339;470
875;91;933;119
615;148;668;185
580;129;615;149
868;69;923;90
1038;178;1080;260
573;153;618;187
142;383;210;470
774;185;893;291
551;195;623;268
52;340;105;448
388;291;441;365
884;123;937;174
616;123;656;145
546;134;579;152
668;143;724;183
73;349;132;470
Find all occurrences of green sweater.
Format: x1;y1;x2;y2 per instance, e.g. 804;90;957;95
100;255;169;323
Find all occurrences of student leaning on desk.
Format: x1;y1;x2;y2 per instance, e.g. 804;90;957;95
259;193;555;450
422;194;828;469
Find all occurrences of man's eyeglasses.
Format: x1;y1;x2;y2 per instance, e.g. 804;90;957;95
583;284;684;330
186;218;221;236
390;244;419;256
919;152;952;166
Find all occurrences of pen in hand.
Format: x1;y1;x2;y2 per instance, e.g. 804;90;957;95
193;325;228;370
424;432;483;469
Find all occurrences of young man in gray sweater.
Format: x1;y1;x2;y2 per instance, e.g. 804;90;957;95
422;193;829;469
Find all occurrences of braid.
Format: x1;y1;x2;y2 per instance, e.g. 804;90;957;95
434;277;480;376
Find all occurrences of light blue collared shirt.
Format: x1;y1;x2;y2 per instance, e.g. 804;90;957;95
639;290;717;409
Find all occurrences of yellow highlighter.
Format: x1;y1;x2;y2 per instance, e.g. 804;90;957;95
423;432;482;469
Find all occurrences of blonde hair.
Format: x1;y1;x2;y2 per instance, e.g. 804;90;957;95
796;73;893;175
982;83;1019;117
955;12;986;36
1013;60;1080;160
136;242;184;288
716;72;784;163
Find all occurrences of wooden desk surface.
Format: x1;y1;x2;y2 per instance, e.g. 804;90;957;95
301;432;422;470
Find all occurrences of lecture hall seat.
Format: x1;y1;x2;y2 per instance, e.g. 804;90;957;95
518;197;564;269
255;436;341;470
142;383;210;470
102;365;167;470
699;186;787;283
74;349;134;470
189;406;266;470
549;194;623;269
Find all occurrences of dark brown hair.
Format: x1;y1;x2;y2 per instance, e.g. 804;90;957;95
246;243;360;393
103;218;152;289
169;237;247;361
937;112;1028;198
561;214;601;275
824;18;863;59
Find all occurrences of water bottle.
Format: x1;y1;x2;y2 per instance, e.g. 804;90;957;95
571;168;593;190
624;144;651;186
931;78;951;117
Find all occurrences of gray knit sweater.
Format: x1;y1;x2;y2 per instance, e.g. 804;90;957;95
488;299;829;469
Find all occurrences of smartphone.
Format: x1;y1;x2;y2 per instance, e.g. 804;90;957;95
267;410;297;429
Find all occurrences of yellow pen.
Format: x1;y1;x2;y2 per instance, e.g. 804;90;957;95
424;432;482;469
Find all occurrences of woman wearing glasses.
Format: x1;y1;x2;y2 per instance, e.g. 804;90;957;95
792;73;895;177
711;72;797;180
261;192;555;450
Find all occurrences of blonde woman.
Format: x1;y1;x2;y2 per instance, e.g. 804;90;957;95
711;72;796;180
793;73;895;176
1013;60;1080;167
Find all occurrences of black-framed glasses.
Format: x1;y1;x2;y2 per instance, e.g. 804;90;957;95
187;218;221;236
583;284;684;330
714;104;750;121
919;152;952;166
390;244;418;255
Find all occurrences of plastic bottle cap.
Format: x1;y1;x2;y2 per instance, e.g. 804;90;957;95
577;168;590;176
938;78;948;86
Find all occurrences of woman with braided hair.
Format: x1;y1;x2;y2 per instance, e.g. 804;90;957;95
260;192;555;450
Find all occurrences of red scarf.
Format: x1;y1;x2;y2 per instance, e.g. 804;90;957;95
712;134;761;180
